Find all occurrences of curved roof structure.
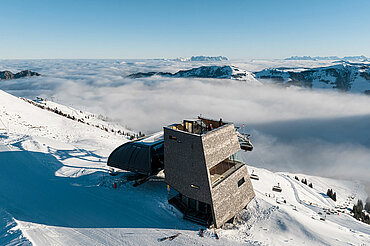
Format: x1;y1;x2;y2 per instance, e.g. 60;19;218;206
107;132;164;176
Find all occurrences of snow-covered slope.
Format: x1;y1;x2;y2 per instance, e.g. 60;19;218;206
0;89;369;245
0;209;32;245
20;97;139;139
254;62;370;94
225;162;370;245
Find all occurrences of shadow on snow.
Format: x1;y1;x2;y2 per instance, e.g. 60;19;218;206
0;150;196;230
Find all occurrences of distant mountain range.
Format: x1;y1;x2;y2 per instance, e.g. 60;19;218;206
173;56;228;62
128;65;261;84
0;70;40;80
285;55;369;62
254;62;370;94
129;62;370;94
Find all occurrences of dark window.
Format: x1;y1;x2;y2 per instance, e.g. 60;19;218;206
169;135;177;140
238;177;245;187
188;198;196;210
198;201;207;213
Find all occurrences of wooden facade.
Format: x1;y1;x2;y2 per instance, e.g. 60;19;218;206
164;117;255;228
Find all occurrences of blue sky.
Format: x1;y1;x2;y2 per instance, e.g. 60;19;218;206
1;0;369;59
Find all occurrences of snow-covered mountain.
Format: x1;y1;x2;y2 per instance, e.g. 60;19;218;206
173;56;228;62
285;55;369;62
128;63;370;93
0;89;369;245
128;65;262;84
254;62;370;94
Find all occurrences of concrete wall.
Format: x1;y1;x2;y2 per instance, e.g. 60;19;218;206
164;127;213;204
202;124;240;169
210;165;255;228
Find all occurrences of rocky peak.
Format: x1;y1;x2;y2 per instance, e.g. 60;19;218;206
0;70;40;80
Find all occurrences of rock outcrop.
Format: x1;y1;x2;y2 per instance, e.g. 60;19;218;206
0;70;40;80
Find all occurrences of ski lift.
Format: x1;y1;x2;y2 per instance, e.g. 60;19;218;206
250;170;259;180
236;132;253;151
272;183;282;192
240;141;253;151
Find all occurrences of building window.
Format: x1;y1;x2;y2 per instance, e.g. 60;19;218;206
169;135;177;140
238;177;245;187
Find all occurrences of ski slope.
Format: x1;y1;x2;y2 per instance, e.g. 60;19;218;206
0;89;369;245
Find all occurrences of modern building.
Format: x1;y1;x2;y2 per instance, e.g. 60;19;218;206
164;117;255;228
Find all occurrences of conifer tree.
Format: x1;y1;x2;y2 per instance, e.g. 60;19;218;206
365;200;370;213
327;189;332;198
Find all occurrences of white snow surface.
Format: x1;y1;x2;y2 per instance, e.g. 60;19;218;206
0;89;369;245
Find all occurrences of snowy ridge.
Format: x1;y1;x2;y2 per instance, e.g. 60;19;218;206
128;65;262;85
254;62;370;94
0;90;129;153
173;56;228;62
20;97;141;140
0;89;369;245
285;55;369;62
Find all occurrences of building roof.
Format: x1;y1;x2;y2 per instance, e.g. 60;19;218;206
165;117;230;136
107;133;164;175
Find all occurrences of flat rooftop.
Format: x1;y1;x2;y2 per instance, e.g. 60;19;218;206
136;131;164;145
166;117;230;135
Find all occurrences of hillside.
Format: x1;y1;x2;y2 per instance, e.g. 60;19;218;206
0;89;369;245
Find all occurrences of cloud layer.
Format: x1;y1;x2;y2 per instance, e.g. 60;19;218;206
1;59;369;191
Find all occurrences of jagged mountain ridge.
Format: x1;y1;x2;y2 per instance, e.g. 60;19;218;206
254;63;370;94
173;56;228;62
0;70;40;80
128;65;261;84
128;63;370;93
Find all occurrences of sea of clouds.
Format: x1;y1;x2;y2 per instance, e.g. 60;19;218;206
1;59;369;194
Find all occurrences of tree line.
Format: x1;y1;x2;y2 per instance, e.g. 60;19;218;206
352;199;370;225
